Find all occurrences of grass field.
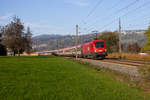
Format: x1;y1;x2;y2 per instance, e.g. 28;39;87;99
0;56;149;100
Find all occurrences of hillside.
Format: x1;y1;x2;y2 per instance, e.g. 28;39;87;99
32;34;96;51
32;30;147;51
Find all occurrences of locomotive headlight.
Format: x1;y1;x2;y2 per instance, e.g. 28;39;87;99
94;50;96;52
99;50;102;52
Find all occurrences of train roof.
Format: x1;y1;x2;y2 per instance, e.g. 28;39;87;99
82;40;104;45
37;40;105;53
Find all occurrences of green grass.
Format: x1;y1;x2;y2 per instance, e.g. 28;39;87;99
0;56;149;100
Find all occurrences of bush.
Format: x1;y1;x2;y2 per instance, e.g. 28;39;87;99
0;44;7;56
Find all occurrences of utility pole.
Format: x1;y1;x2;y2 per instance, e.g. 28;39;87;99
75;24;78;59
119;18;122;59
95;33;98;40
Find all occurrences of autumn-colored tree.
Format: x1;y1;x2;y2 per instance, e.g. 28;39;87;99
1;16;32;56
142;26;150;53
98;31;119;53
127;43;141;53
2;16;24;56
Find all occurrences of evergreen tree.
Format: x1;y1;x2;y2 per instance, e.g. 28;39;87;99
24;27;32;54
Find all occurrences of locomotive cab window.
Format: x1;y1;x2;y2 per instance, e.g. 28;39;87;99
95;42;104;48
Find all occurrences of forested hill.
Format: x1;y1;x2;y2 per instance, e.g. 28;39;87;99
32;34;96;51
32;30;146;51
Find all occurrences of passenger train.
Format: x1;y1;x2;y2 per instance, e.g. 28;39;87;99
53;40;107;59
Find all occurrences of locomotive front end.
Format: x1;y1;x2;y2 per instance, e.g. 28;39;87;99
93;40;107;59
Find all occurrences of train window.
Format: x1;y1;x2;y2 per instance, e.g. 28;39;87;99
95;42;104;48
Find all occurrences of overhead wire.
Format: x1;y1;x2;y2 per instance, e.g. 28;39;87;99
84;0;141;33
81;0;123;31
87;0;150;33
120;0;150;30
79;0;103;26
86;0;103;18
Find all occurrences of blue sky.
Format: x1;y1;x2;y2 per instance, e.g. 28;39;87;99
0;0;150;36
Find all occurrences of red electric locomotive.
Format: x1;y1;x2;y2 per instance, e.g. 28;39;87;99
81;40;107;59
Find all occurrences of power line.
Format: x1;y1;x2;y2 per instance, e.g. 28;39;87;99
124;18;150;29
114;0;140;14
83;0;141;33
118;0;150;29
87;0;150;33
81;0;123;31
118;1;150;30
125;7;150;24
124;22;149;29
86;0;103;18
121;0;150;18
79;0;103;26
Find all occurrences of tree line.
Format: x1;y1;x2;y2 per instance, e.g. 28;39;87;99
0;16;32;56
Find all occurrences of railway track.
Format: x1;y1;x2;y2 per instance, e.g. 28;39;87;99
66;56;150;67
102;58;150;67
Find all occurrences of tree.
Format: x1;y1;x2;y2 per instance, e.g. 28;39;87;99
0;16;33;56
127;43;141;53
98;31;119;53
142;26;150;53
2;16;25;56
24;27;32;54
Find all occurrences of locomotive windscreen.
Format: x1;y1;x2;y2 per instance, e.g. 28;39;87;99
95;42;104;48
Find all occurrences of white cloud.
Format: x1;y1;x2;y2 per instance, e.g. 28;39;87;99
0;13;13;20
0;21;8;25
66;0;89;7
24;22;71;35
24;22;50;29
0;13;14;25
75;0;89;6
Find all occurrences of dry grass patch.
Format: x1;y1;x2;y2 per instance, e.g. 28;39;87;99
107;53;150;61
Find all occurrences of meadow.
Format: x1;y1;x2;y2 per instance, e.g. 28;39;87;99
0;56;149;100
